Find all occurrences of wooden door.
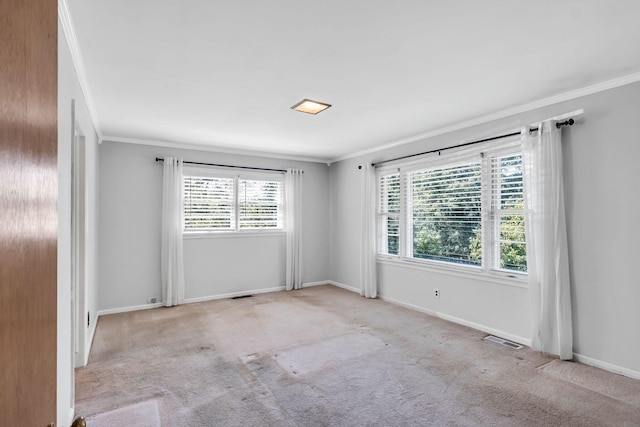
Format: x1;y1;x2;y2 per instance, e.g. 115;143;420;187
0;0;58;425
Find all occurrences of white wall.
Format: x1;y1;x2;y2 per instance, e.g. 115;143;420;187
184;234;285;299
98;142;330;310
58;20;101;427
330;81;640;376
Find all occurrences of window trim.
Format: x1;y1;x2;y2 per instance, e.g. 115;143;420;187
375;136;527;283
183;166;285;234
485;149;527;274
377;256;528;288
183;230;286;239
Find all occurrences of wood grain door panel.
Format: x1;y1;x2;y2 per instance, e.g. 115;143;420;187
1;0;58;425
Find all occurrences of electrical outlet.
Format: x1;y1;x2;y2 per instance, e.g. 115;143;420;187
147;297;157;304
434;288;440;298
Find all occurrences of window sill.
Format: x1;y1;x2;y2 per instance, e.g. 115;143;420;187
376;256;528;289
184;230;286;239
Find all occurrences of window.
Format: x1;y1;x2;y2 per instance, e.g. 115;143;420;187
378;173;401;255
183;168;283;233
377;140;527;276
409;161;482;266
238;179;282;229
490;154;526;272
184;176;235;230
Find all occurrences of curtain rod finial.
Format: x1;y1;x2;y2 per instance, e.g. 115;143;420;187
556;118;575;129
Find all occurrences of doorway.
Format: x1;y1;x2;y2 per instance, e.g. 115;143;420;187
71;104;88;376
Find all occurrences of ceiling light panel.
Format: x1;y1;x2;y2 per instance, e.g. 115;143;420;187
291;99;331;115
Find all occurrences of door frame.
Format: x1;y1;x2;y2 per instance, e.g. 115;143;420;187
71;100;88;373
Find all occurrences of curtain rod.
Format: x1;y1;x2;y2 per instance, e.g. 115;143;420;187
155;157;290;173
369;119;575;168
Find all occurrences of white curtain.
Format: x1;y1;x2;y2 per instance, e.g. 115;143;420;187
521;122;573;360
360;163;377;298
161;157;185;307
285;168;303;291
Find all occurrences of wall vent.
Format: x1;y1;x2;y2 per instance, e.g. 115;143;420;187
484;335;523;349
231;294;253;300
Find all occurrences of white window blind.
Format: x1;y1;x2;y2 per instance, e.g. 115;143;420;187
184;176;235;231
409;161;482;266
183;169;283;233
378;173;401;255
490;154;526;272
238;179;283;229
376;138;527;276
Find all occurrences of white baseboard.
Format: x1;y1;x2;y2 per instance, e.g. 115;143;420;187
379;295;532;347
95;280;640;382
298;282;640;381
98;286;287;315
378;295;640;380
99;282;353;316
302;280;331;288
183;286;285;304
82;315;99;366
573;352;640;380
326;280;361;294
98;302;164;316
378;295;640;379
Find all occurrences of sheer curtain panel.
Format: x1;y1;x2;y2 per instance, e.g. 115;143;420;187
161;157;185;307
360;163;377;298
522;122;573;360
285;169;303;290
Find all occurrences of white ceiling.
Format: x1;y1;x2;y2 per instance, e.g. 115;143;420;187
65;0;640;162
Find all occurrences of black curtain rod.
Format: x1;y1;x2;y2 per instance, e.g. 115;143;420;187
368;119;575;168
155;157;289;173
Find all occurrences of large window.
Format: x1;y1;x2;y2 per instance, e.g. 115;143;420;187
377;141;526;275
183;168;283;233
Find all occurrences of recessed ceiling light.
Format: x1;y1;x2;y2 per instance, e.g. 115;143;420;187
291;99;331;115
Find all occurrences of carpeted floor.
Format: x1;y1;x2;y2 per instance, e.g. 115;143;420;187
76;285;640;426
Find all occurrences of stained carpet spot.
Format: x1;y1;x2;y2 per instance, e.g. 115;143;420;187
240;353;259;363
86;399;160;427
275;333;386;376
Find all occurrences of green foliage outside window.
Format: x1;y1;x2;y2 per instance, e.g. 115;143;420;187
498;212;526;272
496;155;526;272
380;151;527;274
411;164;482;266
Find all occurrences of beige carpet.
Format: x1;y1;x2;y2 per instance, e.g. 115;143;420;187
86;399;161;427
76;285;640;426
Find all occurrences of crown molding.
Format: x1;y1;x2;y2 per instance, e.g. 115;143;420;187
58;0;103;138
56;4;640;165
101;135;331;164
330;71;640;164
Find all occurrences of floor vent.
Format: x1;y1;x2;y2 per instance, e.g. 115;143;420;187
231;294;253;300
484;335;523;349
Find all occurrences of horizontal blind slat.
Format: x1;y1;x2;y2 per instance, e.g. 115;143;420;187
238;179;283;229
409;161;482;265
